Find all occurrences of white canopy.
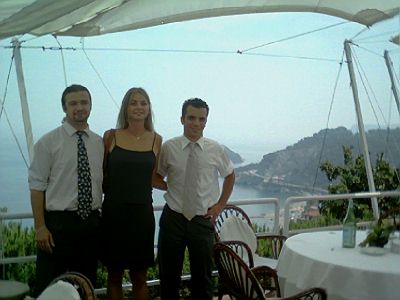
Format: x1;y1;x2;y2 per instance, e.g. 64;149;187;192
0;0;399;39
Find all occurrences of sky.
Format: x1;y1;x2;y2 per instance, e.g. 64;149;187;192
1;12;400;166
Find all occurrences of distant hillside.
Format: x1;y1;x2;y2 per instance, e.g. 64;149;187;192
236;127;400;195
224;146;244;164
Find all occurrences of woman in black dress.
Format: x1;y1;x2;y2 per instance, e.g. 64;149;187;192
102;87;166;300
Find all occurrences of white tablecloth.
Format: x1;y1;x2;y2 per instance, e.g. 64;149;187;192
0;280;29;300
276;231;400;300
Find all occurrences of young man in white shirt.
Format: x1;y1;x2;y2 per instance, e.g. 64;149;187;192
29;84;103;296
157;98;235;300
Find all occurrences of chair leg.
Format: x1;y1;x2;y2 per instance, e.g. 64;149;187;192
217;282;231;300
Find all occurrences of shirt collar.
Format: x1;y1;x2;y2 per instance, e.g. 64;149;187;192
62;121;91;138
181;135;205;151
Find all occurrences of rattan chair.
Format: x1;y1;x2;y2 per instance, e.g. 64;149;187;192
214;242;327;300
48;272;96;300
214;242;281;299
281;288;327;300
215;204;287;268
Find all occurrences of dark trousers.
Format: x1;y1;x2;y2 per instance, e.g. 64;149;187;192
158;205;215;300
34;210;100;297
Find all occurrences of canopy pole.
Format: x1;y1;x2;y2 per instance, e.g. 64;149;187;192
383;50;400;118
344;40;379;220
12;38;34;163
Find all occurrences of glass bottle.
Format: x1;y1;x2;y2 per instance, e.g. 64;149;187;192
390;231;400;254
342;199;356;248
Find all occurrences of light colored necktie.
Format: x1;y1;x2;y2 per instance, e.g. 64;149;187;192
76;131;93;219
182;142;199;220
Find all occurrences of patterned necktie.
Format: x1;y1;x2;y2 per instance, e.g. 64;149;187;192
182;142;199;220
76;131;92;219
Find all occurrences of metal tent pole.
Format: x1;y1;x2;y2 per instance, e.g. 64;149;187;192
383;50;400;118
344;40;379;220
12;38;34;163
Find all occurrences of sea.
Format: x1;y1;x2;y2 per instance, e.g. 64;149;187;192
0;138;295;232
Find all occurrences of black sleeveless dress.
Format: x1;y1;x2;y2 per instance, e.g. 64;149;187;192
101;133;156;271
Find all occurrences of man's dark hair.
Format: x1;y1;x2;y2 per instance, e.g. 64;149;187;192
181;98;209;118
61;84;91;109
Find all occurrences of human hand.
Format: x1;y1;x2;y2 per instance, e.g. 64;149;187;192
206;203;223;223
35;226;55;253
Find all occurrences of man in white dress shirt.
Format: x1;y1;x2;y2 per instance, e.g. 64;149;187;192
28;84;103;296
157;98;235;300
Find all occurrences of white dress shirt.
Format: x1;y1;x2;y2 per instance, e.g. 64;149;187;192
158;135;234;216
28;121;104;211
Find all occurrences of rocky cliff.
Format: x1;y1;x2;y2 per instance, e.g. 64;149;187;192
235;127;400;195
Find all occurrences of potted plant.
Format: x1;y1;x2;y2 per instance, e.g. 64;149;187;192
359;221;394;248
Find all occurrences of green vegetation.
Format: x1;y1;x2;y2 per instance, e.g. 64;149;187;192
287;146;399;232
1;221;36;288
359;222;394;248
320;146;400;222
289;214;341;231
0;220;209;299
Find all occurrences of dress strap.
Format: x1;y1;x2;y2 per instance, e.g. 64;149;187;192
113;129;117;146
151;132;156;151
105;129;116;153
103;129;115;181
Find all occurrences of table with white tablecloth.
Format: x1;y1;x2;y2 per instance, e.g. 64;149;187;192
0;280;29;300
276;230;400;300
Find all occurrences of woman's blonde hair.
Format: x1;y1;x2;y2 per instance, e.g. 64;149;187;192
116;87;154;131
